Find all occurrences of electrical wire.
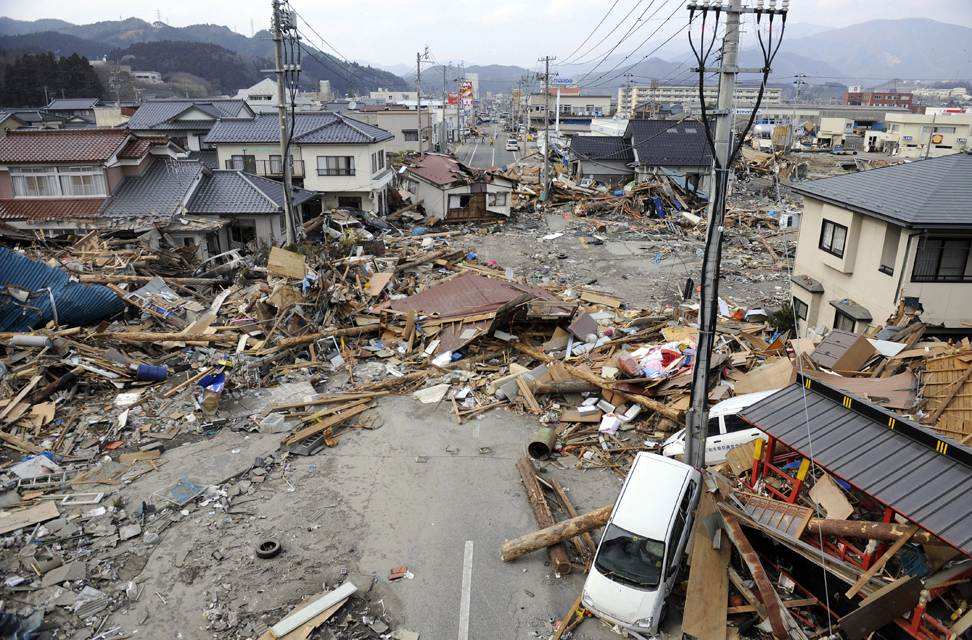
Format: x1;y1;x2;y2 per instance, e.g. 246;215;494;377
557;0;648;66
559;0;624;64
581;15;694;89
576;0;674;84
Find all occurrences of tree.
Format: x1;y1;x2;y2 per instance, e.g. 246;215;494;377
0;51;104;106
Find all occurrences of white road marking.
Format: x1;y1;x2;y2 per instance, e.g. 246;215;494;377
458;540;474;640
491;145;496;167
466;140;480;165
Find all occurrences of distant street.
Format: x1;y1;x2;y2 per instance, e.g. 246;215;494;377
454;122;522;169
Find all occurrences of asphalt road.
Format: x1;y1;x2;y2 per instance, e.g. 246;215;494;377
456;122;522;169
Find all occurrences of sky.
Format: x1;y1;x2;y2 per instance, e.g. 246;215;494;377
3;0;971;69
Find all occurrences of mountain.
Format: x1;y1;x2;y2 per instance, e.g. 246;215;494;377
111;41;264;94
407;64;535;96
765;18;972;81
0;31;109;60
0;16;408;94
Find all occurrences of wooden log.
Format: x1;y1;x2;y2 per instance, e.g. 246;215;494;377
501;504;612;562
533;380;600;395
515;457;572;575
269;325;382;352
548;478;597;558
806;518;942;545
93;331;235;344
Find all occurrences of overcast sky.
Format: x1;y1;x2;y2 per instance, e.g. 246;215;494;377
4;0;971;69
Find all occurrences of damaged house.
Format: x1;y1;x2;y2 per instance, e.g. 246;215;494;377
400;153;515;223
0;127;316;256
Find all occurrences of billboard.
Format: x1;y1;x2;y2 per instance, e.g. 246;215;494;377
447;92;458;105
459;81;474;110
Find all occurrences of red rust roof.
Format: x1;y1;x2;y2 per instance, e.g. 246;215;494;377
118;135;167;159
405;153;466;186
0;198;106;221
0;128;130;164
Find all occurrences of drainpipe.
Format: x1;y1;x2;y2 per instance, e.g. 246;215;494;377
894;232;920;305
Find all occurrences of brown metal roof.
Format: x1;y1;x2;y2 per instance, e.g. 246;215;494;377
406;153;466;186
0;128;131;164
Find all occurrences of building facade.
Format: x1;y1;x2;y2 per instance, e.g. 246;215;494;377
843;90;913;110
617;84;782;117
790;154;972;334
883;112;972;159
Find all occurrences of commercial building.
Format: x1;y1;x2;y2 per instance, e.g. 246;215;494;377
843;89;913;110
617;84;781;117
527;94;613;134
883;112;972;159
789;153;972;334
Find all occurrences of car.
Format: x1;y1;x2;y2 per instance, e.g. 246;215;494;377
582;452;701;635
660;389;778;465
194;249;246;278
322;211;374;242
505;138;519;151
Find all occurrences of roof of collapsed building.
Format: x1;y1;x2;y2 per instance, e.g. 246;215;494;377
791;152;972;228
204;112;394;145
404;153;515;187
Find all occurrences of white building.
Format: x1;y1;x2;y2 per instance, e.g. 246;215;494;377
204;112;395;213
233;78;317;114
617;84;782;116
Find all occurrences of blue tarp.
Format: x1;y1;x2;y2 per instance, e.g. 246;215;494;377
0;247;125;332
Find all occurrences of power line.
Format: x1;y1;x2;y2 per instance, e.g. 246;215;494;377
576;0;672;83
558;0;624;64
581;14;693;89
556;0;648;67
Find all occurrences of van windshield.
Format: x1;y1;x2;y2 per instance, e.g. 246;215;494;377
594;524;665;589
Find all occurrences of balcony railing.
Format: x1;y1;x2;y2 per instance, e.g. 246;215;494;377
224;159;304;178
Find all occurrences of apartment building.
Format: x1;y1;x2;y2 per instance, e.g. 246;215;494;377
884;112;972;159
843;90;913;110
527;94;613;132
617;84;782;116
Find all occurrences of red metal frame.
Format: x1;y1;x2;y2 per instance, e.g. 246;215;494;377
748;436;811;503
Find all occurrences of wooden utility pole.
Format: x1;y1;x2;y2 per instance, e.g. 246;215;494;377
515;457;572;574
271;0;296;245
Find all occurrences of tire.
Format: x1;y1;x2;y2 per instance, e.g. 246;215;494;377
256;539;281;559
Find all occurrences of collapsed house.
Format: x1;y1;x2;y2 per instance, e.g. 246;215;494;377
400;153;516;223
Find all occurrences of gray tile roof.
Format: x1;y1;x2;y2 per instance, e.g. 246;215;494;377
188;149;219;170
187;171;316;215
624;119;712;167
127;99;251;131
790;153;972;229
204;113;393;145
47;98;99;110
101;158;203;219
570;135;634;163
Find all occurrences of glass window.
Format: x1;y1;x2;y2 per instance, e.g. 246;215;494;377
724;415;752;433
269;155;283;174
793;297;808;321
912;237;972;282
10;166;106;198
819;219;848;258
834;309;856;332
230;154;256;172
403;129;419;142
317;156;355;176
594;524;665;590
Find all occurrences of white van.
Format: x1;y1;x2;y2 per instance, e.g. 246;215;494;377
661;389;778;466
582;452;701;635
505;138;519;151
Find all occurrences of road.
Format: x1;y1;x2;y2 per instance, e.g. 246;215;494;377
455;122;522;169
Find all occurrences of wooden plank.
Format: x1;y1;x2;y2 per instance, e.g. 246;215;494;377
0;375;41;422
845;524;919;598
267;246;306;279
0;500;59;534
927;360;972;424
682;492;729;640
515;456;571;575
838;576;922;640
516;376;542;414
282;402;372;446
727;598;816;614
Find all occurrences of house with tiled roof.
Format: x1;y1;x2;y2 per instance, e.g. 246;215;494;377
204;112;395;213
126;99;254;153
0;127;316;255
0;128;183;224
789;152;972;333
401;153;515;223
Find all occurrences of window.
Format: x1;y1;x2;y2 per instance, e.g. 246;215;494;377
819;219;848;258
912;237;972;282
793;297;808;321
934;126;957;134
377;150;385;171
403;129;419;142
230;220;257;245
594;524;665;589
230;154;256;173
10;166;107;198
488;192;508;207
448;194;472;209
724;415;751;433
269;155;283;174
337;196;361;209
370;152;377;174
317;156;355;176
879;225;901;275
834;309;856;332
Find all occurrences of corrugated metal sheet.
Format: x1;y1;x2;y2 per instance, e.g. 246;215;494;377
0;248;125;332
739;378;972;557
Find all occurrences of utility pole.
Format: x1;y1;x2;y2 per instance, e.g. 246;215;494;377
271;0;296;245
441;63;449;152
683;0;787;469
538;56;556;201
416;47;431;155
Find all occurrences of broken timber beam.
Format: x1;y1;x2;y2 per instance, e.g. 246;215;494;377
807;518;941;545
78;274;227;286
501;504;612;562
515;457;571;575
720;509;790;639
269;325;382;352
511;342;681;421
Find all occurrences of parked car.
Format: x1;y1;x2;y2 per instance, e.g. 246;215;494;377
661;389;778;465
505;138;519;151
582;452;701;635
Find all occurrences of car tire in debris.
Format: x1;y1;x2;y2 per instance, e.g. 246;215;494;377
256;539;281;559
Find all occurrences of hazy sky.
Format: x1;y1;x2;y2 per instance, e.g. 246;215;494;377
3;0;971;68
